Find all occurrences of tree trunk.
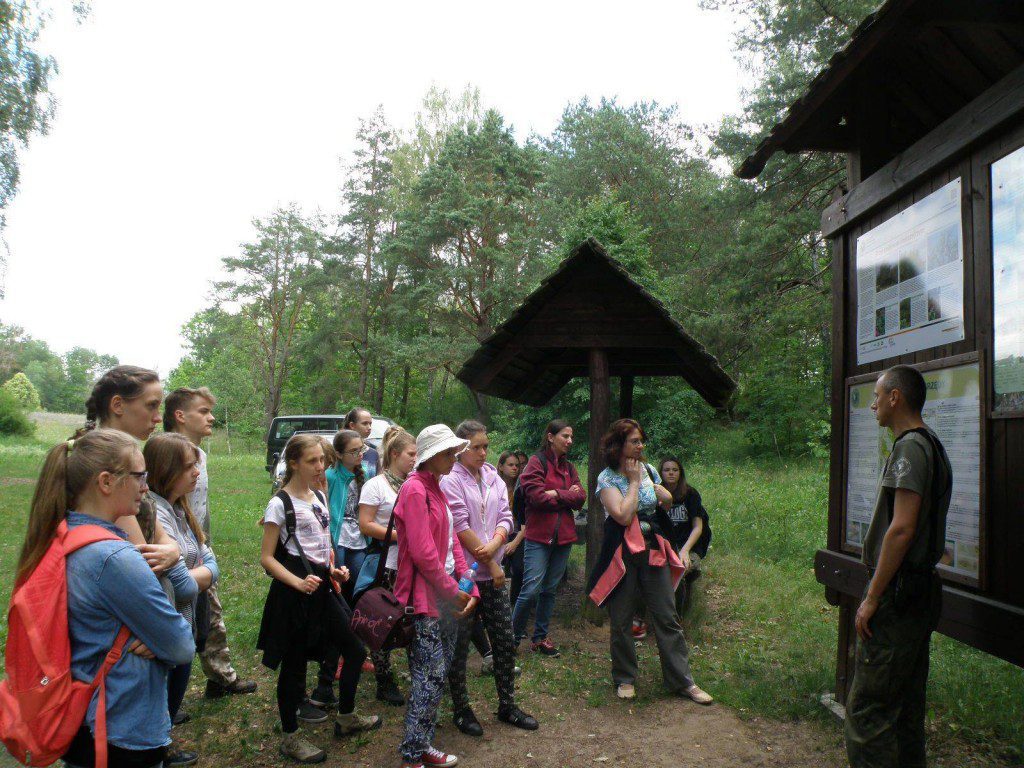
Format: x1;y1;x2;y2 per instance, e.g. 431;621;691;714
374;364;386;412
584;348;611;626
357;351;369;399
400;365;411;421
619;375;634;418
471;389;489;424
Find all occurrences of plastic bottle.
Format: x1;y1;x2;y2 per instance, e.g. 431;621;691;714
458;562;479;593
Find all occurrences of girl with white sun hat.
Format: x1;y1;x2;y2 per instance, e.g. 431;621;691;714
393;425;480;768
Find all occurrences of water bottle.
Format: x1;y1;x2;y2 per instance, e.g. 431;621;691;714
458;562;479;593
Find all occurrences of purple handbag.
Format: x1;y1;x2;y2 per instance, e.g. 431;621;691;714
350;500;416;651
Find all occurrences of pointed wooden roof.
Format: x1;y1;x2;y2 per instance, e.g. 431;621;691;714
736;0;1024;179
456;238;735;408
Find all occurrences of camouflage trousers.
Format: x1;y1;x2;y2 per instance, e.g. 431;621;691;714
845;578;941;768
199;582;240;686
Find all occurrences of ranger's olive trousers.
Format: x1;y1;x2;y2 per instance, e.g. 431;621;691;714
845;580;941;768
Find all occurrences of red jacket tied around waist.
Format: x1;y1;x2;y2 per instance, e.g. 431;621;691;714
588;515;685;607
519;449;586;546
393;469;478;617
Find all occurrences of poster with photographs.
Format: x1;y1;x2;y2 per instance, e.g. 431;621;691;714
845;362;981;581
991;146;1024;413
855;179;965;365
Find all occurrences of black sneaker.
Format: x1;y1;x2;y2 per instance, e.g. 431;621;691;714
308;686;337;709
205;678;258;698
453;708;483;737
165;749;199;766
498;705;539;731
172;709;190;726
296;700;328;724
376;676;405;707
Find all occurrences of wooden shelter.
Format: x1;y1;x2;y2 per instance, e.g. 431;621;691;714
738;0;1024;705
457;238;735;574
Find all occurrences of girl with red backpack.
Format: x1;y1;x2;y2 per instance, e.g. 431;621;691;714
6;429;195;768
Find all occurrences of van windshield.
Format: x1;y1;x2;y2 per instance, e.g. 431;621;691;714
274;420;305;440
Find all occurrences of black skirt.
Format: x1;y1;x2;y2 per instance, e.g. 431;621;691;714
257;554;350;670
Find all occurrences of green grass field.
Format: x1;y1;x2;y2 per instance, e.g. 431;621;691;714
1;415;1022;765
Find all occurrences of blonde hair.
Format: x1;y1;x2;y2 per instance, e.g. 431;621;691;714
282;433;324;486
17;429;138;583
318;435;338;469
380;426;415;472
142;433;205;545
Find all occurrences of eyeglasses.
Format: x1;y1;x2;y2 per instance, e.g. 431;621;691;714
344;446;368;457
126;470;148;486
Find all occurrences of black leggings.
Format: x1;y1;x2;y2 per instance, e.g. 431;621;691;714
280;590;366;732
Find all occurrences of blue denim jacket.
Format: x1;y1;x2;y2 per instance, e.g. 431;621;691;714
65;512;195;750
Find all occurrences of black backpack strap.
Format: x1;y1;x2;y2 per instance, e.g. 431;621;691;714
536;452;548;473
373;487;402;588
275;490;315;577
892;427;952;566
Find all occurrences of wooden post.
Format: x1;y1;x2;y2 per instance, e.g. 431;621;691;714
619;375;634;418
584;348;611;625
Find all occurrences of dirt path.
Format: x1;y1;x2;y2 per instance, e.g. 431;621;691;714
264;619;845;768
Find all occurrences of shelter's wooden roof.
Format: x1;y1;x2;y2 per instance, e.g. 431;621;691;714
456;238;736;408
737;0;1024;179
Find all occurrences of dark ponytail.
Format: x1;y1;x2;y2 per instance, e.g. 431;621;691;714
79;365;160;436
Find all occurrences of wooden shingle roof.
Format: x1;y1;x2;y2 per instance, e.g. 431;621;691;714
737;0;1024;178
456;238;736;408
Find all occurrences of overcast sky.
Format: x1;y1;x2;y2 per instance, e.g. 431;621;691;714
1;0;745;376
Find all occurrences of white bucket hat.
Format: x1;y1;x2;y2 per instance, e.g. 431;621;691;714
414;424;469;470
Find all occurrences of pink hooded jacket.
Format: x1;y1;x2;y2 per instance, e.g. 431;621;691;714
394;469;478;617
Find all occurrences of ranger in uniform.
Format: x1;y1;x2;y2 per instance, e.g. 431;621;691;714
846;365;953;768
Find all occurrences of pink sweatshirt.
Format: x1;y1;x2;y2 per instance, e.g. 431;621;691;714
394;469;478;617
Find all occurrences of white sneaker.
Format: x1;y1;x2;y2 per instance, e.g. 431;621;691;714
616;683;635;699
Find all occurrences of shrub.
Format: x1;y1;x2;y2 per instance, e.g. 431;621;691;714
0;389;35;436
2;372;43;412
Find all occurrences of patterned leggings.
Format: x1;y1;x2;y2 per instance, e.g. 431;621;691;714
401;612;458;763
449;580;516;714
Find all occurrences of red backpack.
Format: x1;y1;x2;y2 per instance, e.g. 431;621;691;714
0;520;131;768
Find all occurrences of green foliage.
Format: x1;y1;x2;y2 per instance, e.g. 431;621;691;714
0;387;34;435
0;0;67;234
0;322;117;414
2;371;40;411
735;319;829;456
553;193;658;286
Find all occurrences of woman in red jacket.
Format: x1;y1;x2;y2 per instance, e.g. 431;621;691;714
393;424;479;768
510;419;586;657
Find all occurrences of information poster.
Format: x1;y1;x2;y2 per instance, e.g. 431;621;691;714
855;179;965;364
845;362;981;580
991;147;1024;413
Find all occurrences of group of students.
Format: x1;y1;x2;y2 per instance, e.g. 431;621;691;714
12;365;717;768
14;366;257;768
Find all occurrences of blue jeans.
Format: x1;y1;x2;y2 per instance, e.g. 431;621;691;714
511;539;573;643
339;546;367;604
